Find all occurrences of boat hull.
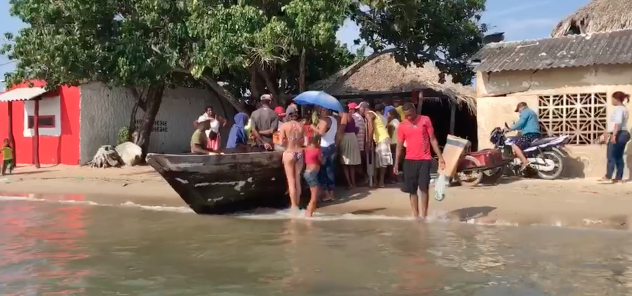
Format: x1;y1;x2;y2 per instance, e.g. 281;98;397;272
146;152;289;214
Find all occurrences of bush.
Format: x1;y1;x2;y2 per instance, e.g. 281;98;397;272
117;127;130;145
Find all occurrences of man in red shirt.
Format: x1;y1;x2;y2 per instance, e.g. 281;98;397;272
393;103;445;219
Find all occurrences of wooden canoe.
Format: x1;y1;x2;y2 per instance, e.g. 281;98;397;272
146;152;289;214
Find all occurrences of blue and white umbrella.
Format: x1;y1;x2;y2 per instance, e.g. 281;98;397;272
293;91;343;113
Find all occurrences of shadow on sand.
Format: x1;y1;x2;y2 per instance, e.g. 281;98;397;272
446;206;497;222
303;185;374;208
3;170;52;176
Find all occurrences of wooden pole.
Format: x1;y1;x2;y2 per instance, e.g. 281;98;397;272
7;101;15;161
417;90;424;114
299;47;306;93
33;97;40;168
449;103;456;135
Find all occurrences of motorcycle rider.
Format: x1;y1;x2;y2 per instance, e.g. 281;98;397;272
503;102;541;171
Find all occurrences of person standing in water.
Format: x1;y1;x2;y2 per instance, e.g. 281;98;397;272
279;109;305;212
303;135;322;217
394;103;445;219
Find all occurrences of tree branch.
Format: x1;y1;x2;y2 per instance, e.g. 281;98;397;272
257;66;279;103
127;86;146;111
173;67;245;113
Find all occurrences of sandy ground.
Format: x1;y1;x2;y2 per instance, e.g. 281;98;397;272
2;165;632;229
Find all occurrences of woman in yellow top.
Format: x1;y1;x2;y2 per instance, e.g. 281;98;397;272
357;102;393;187
395;105;405;120
2;139;14;175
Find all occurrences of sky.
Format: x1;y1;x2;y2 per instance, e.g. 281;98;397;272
0;0;591;90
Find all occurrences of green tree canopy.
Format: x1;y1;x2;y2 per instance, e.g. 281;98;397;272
0;0;356;153
350;0;487;84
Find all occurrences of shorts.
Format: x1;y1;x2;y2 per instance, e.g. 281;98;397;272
401;159;432;194
514;133;540;150
374;139;393;168
303;170;319;188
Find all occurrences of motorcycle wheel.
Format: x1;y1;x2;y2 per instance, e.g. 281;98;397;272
481;166;503;184
457;155;483;187
536;151;564;180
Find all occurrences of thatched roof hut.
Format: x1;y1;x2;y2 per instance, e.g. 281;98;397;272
551;0;632;37
310;49;476;113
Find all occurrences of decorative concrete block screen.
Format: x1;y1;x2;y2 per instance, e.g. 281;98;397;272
538;93;608;145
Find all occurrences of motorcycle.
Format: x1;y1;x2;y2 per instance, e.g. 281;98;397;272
488;124;571;180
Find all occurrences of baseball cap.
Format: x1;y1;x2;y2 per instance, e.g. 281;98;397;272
287;108;298;116
347;102;358;109
356;102;369;109
514;102;527;112
274;106;286;116
260;94;272;101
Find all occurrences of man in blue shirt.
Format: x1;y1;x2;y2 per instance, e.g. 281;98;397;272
383;98;395;117
503;102;540;171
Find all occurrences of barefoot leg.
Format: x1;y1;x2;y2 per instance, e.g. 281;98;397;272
305;186;319;217
282;153;299;208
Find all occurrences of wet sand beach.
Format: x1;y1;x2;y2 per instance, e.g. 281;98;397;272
2;165;632;229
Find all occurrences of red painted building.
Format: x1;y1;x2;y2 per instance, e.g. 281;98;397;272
0;81;232;166
0;80;80;165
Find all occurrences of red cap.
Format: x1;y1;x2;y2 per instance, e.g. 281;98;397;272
274;106;286;116
347;102;358;109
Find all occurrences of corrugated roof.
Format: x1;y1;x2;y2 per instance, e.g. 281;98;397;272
0;87;48;102
472;29;632;72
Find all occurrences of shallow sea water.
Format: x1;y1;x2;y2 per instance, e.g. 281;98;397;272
0;196;631;295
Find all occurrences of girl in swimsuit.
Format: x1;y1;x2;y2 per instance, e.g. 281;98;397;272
279;110;305;213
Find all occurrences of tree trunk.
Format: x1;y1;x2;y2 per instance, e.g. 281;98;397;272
198;75;246;113
280;66;287;92
249;66;261;100
134;83;165;160
128;87;147;111
255;72;268;98
299;47;306;92
127;87;146;142
173;67;246;113
127;100;140;141
258;67;279;104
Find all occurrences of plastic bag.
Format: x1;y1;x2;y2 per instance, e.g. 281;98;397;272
434;174;448;201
